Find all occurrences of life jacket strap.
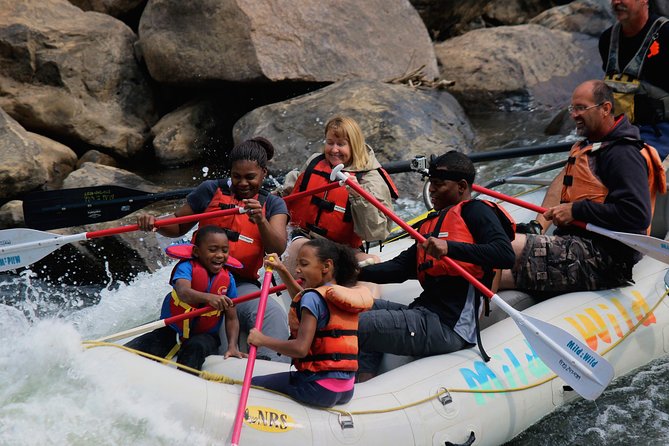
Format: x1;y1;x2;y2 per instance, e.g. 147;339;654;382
302;353;358;362
313;329;358;338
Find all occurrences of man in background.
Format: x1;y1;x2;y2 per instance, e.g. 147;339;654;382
599;0;669;158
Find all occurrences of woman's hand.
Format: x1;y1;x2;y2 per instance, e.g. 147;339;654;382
243;198;265;224
344;174;361;197
136;213;157;231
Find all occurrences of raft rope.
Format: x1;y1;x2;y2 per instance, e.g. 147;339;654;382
81;285;669;417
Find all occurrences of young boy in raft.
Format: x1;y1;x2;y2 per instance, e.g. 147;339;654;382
247;238;373;407
125;225;246;371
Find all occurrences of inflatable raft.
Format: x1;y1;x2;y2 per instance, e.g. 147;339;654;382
83;184;669;446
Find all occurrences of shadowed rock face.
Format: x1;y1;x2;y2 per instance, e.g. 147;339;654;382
435;24;603;112
409;0;573;40
0;0;156;158
68;0;146;17
0;108;47;199
138;0;438;84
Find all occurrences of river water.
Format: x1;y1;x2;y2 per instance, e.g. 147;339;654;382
1;110;667;445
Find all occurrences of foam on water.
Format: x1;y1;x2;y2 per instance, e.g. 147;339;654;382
0;264;226;446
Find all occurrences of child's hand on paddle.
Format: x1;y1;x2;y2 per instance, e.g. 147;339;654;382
263;253;286;273
247;328;266;347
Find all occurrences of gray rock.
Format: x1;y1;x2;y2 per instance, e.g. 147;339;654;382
530;0;615;37
77;150;118;169
435;24;603;112
409;0;570;39
151;99;223;167
138;0;437;83
0;108;47;199
29;132;78;190
62;162;161;193
0;200;24;228
483;0;572;26
0;0;156;158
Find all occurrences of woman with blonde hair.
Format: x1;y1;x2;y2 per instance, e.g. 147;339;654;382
282;116;398;274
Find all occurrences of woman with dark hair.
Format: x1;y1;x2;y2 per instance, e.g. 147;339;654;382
137;137;290;362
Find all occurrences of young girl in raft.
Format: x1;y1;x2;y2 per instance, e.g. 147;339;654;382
125;225;246;371
247;238;373;407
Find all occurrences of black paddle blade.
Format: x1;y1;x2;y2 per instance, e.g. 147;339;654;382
22;185;193;230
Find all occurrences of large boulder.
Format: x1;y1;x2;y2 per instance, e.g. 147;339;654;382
0;108;47;199
530;0;615;37
138;0;438;83
435;24;603;112
0;0;156;159
232;79;476;196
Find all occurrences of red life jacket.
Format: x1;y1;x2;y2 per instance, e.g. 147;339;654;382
289;284;373;373
286;154;399;247
196;182;268;280
416;200;516;285
560;136;666;235
160;258;231;339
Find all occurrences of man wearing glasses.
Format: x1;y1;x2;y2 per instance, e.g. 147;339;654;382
599;0;669;158
499;80;666;295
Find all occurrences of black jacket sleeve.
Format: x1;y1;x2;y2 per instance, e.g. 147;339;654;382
357;243;417;284
446;201;515;270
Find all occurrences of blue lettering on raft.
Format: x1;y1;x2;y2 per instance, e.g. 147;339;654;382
0;255;21;267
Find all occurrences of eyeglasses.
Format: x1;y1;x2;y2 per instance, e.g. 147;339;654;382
567;103;603;114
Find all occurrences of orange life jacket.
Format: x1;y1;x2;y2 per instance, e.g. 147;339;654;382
196;183;268;280
416;200;516;285
289;284;373;373
160;257;231;339
286;154;399;247
560;137;666;234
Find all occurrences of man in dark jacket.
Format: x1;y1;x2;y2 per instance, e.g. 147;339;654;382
356;151;515;382
500;80;665;294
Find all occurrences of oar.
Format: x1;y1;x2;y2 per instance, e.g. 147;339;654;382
22;185;195;230
231;259;275;446
0;207;246;272
331;164;614;401
471;184;669;265
93;283;289;343
22;180;343;231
